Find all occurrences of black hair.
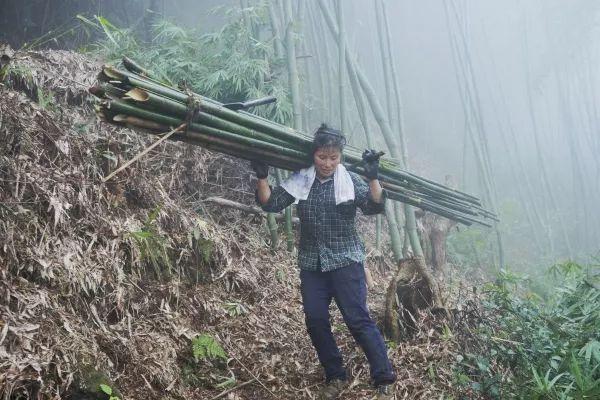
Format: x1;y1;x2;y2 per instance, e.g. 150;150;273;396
311;123;346;154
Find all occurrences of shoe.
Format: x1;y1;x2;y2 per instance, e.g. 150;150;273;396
318;379;348;400
374;383;394;400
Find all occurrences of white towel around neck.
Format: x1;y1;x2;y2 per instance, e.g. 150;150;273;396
281;164;355;205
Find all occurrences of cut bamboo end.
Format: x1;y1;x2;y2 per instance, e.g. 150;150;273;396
103;65;125;80
124;87;149;102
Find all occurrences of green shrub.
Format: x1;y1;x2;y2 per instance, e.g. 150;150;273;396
79;6;293;125
462;262;600;399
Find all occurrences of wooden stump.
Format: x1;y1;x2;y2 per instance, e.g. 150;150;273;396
383;257;447;341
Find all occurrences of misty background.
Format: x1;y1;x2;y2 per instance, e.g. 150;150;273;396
2;0;599;269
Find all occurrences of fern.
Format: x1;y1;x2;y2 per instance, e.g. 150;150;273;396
192;334;227;362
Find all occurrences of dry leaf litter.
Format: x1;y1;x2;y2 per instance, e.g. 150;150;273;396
0;50;493;400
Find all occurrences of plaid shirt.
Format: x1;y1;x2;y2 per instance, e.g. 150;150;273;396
260;172;385;272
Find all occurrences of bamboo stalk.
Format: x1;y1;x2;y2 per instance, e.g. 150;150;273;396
283;0;302;131
104;103;490;223
123;88;299;150
104;100;310;161
110;114;307;171
108;105;491;222
336;0;347;133
275;169;294;252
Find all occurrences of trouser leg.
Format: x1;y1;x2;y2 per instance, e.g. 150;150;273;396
300;269;347;382
331;262;396;386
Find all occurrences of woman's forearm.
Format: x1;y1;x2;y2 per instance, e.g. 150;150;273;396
369;179;383;203
256;178;271;205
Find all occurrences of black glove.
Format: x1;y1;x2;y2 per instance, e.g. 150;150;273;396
251;160;269;179
362;149;382;180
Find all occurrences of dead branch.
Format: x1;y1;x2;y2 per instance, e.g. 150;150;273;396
204;196;299;224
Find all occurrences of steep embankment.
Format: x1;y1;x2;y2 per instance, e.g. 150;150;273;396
1;50;479;399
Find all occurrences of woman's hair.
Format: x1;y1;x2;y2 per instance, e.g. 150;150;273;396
311;123;346;154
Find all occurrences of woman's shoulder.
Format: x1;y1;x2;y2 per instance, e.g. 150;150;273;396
347;171;366;185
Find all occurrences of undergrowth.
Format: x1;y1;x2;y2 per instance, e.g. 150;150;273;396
77;8;293;125
461;261;600;399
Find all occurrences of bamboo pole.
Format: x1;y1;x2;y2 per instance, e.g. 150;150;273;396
283;0;302;131
444;0;505;267
275;169;294;252
310;1;336;122
375;0;395;136
521;21;572;258
92;58;496;226
106;113;308;171
377;0;409;255
102;123;185;182
381;0;408;164
336;0;347;134
123;88;296;149
106;65;485;206
105;68;486;206
203;197;298;224
344;26;401;259
305;2;327;124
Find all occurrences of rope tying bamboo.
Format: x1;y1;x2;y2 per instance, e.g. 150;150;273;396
184;87;201;135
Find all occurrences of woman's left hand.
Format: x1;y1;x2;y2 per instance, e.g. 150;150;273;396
362;149;381;181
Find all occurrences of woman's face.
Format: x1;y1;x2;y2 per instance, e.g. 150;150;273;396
313;146;341;178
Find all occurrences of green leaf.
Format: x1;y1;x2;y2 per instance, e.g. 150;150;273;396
76;14;100;29
192;334;227;362
215;376;236;389
99;384;112;395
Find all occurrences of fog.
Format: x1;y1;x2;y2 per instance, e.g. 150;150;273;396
332;0;600;265
2;0;599;267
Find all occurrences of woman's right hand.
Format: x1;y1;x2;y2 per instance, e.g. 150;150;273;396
251;160;269;179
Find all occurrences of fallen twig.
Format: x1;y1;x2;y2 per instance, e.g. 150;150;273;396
204;196;299;224
101;123;186;182
222;342;277;398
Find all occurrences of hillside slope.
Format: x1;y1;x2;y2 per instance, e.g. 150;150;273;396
0;50;476;400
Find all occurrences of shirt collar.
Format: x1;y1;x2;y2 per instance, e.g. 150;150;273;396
316;176;333;184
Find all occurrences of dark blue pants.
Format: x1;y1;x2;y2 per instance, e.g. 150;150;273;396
300;262;396;386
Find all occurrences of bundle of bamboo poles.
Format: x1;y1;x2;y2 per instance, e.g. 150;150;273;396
90;57;497;226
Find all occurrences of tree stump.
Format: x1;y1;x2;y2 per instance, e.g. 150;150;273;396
383;257;447;341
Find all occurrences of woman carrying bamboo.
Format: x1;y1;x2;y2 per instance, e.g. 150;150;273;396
252;124;396;400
